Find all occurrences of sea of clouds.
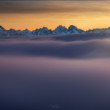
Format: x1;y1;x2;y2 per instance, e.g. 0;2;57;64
0;38;110;110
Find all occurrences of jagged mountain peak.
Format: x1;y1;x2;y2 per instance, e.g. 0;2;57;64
68;25;77;30
0;25;84;36
0;26;5;31
53;25;68;34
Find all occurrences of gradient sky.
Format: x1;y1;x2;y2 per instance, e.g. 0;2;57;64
0;0;110;30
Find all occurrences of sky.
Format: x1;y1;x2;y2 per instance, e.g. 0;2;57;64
0;0;110;30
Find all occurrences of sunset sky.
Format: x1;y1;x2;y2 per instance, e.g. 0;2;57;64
0;0;110;30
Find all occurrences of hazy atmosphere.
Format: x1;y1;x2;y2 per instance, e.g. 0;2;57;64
1;0;110;110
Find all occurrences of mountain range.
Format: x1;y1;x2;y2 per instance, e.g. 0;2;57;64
0;25;110;36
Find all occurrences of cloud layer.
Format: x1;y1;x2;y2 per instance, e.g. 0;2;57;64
0;1;110;14
0;52;110;110
0;39;110;110
0;39;110;58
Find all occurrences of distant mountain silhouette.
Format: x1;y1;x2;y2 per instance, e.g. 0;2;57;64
0;25;110;37
0;25;84;36
0;26;5;31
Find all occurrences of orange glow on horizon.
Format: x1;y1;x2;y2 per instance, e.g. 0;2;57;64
1;1;110;31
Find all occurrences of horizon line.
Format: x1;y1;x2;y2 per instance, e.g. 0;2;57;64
1;25;110;31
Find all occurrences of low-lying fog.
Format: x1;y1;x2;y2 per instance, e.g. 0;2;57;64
0;38;110;110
